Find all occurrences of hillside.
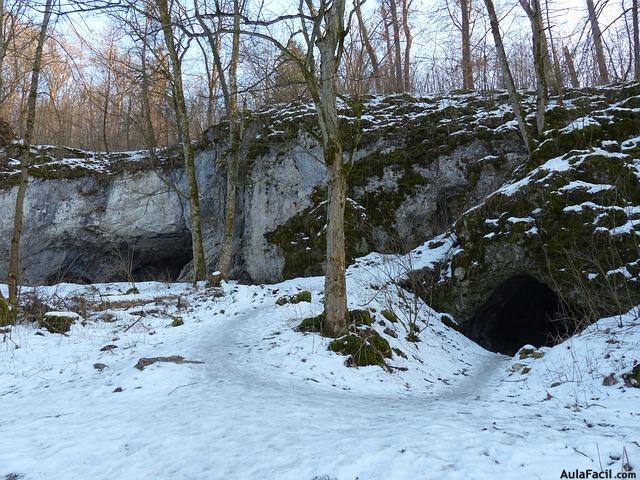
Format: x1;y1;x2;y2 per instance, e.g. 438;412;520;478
1;247;639;479
1;84;640;479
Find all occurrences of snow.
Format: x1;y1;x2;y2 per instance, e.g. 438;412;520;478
559;181;614;195
1;246;639;479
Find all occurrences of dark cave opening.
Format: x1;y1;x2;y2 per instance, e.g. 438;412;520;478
464;275;576;356
130;248;193;282
45;233;194;285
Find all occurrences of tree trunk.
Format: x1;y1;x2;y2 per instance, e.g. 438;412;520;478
141;15;157;158
7;0;54;306
316;0;348;337
461;0;474;89
401;0;412;91
585;0;609;84
564;46;580;87
216;0;242;280
380;2;395;93
519;0;547;136
544;0;564;94
157;0;207;282
387;0;404;92
634;0;640;80
355;0;382;93
484;0;534;154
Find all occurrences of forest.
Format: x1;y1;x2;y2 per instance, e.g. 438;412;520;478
0;0;639;479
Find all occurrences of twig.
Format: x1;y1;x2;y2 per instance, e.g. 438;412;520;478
168;382;197;395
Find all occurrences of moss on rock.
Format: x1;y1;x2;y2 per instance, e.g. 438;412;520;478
328;327;392;367
40;312;79;334
276;290;312;306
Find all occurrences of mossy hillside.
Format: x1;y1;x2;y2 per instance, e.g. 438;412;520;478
262;85;640;281
429;131;640;324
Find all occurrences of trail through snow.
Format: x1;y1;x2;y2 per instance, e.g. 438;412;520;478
1;274;639;480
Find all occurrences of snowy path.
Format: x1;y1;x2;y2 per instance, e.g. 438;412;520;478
1;280;639;479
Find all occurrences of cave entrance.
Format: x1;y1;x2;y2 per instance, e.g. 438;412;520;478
464;275;575;356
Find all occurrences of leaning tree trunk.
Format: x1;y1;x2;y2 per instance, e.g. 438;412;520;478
216;0;242;280
355;0;383;93
7;0;54;306
157;0;207;282
564;46;580;87
387;0;404;92
585;0;609;84
401;0;412;91
461;0;474;90
484;0;534;154
519;0;548;136
634;0;640;81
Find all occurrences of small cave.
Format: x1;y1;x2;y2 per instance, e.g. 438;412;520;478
463;275;576;356
45;232;194;285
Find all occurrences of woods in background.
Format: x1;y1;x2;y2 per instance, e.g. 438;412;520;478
0;0;637;152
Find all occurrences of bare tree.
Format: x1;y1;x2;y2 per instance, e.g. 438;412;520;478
461;0;474;89
7;0;54;306
518;0;548;136
156;0;207;282
585;0;610;84
483;0;534;154
354;0;382;93
634;0;639;80
193;0;243;280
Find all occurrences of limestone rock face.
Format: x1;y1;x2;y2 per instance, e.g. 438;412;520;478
5;84;637;286
423;82;640;326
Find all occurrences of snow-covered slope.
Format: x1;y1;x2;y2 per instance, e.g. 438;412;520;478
1;245;638;479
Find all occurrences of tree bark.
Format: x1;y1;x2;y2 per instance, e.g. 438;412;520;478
461;0;474;90
7;0;54;306
216;0;242;280
483;0;534;154
387;0;404;92
157;0;207;282
354;0;383;93
585;0;609;84
316;0;348;337
634;0;640;80
401;0;412;91
563;46;580;87
518;0;547;136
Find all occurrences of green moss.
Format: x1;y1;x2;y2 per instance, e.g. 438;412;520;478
40;313;77;334
328;327;392;367
298;312;325;333
381;309;399;323
0;298;16;327
298;308;372;335
349;309;373;326
276;290;312;306
623;364;640;387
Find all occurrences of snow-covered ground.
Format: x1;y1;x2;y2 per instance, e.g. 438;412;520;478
1;248;639;479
